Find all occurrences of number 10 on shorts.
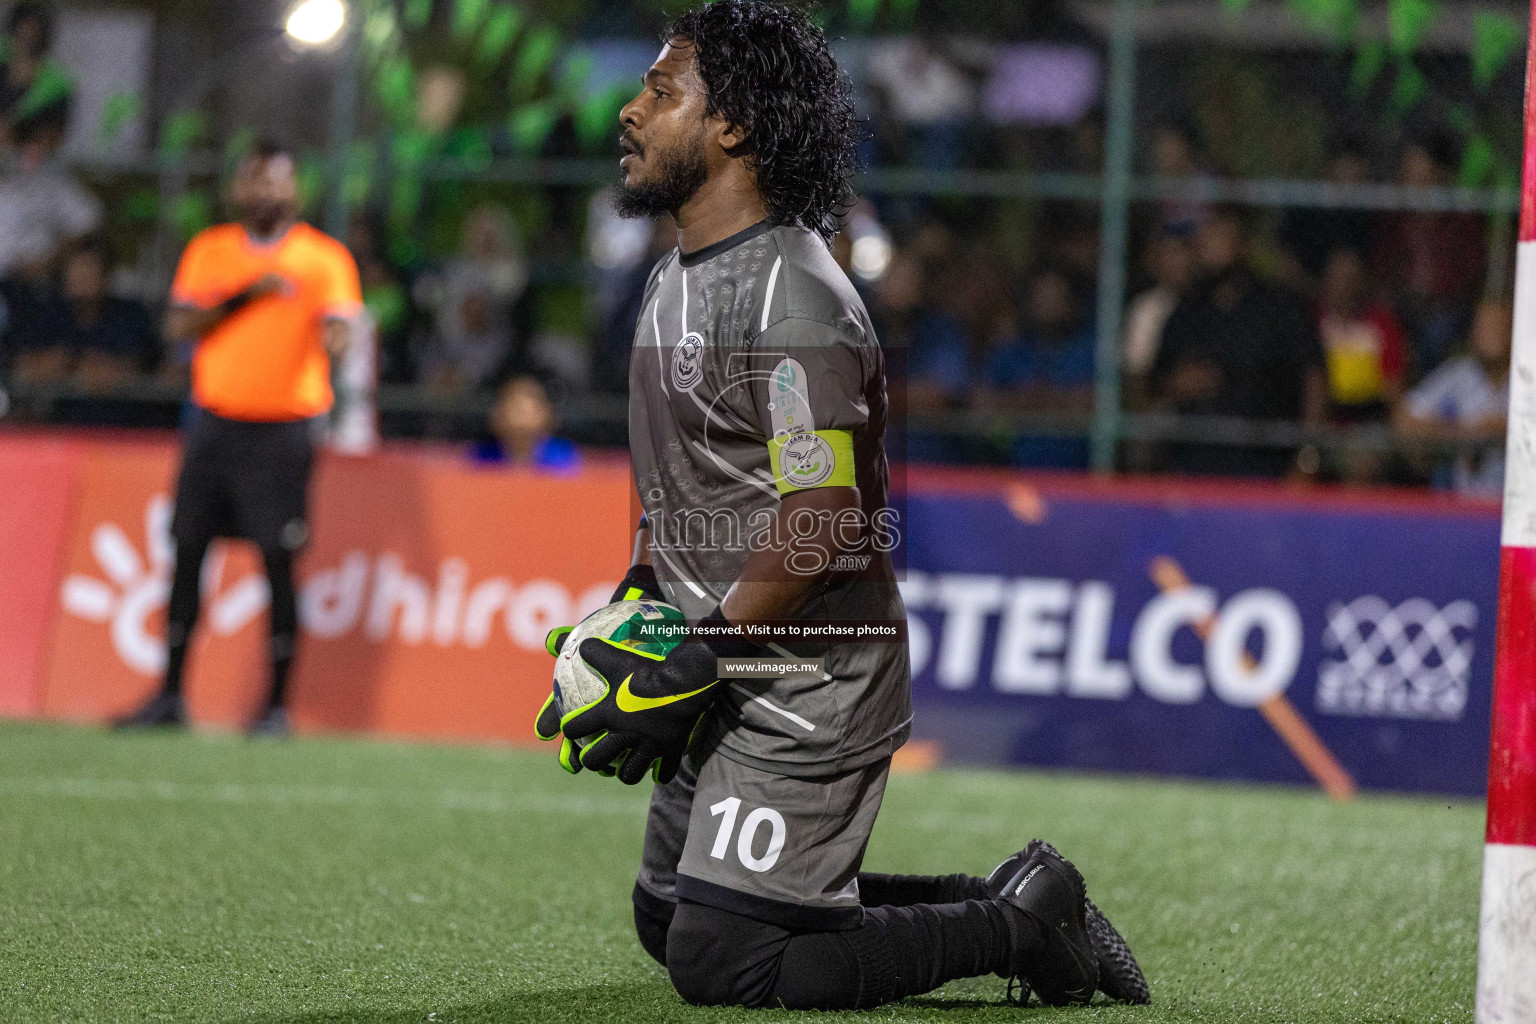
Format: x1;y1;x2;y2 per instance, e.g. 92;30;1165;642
709;798;786;873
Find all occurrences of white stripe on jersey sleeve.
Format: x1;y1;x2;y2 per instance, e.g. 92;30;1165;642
760;255;783;332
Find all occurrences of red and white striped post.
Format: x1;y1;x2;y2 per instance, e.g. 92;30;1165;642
1476;10;1536;1020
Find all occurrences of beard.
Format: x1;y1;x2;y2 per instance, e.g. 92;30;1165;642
240;201;291;237
613;129;709;219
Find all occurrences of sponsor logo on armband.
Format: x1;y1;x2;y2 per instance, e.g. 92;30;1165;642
778;431;836;489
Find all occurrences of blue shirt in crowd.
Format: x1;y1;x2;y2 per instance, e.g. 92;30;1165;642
985;325;1097;469
468;435;582;473
908;310;973;399
984;324;1097;390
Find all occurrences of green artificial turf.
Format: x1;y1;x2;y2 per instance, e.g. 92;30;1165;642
0;721;1481;1023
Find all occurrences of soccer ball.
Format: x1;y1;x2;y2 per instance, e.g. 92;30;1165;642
552;599;687;745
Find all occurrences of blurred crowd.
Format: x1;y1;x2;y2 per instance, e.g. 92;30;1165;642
0;5;1511;495
848;121;1511;496
0;2;145;405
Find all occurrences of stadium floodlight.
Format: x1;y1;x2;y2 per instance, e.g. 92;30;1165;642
285;0;347;46
845;209;893;283
850;232;892;282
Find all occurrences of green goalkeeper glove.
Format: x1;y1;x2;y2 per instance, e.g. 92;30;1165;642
558;633;721;785
556;607;758;785
533;564;670;775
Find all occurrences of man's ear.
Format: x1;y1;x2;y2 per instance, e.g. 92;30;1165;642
716;117;752;158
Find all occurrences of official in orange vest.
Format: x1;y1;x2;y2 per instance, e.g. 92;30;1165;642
116;139;361;735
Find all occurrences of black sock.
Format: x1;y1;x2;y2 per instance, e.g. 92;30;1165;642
263;548;298;710
666;899;1022;1011
805;899;1018;1008
995;899;1047;965
162;538;209;698
858;872;991;907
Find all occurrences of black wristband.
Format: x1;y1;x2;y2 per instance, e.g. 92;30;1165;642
217;287;256;320
610;563;664;604
689;606;763;659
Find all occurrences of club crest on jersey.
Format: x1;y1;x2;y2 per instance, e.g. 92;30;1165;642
778;431;836;488
672;332;705;391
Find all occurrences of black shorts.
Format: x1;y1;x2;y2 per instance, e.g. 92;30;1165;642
170;409;320;552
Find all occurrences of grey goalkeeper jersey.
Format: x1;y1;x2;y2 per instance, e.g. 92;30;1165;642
629;221;911;777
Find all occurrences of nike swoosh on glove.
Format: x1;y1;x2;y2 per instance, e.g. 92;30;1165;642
558;636;721;785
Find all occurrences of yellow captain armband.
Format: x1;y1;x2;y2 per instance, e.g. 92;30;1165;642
768;429;856;495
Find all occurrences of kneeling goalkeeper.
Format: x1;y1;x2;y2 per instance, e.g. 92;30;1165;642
534;0;1148;1009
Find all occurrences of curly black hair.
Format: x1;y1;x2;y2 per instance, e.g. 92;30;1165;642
667;0;858;244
